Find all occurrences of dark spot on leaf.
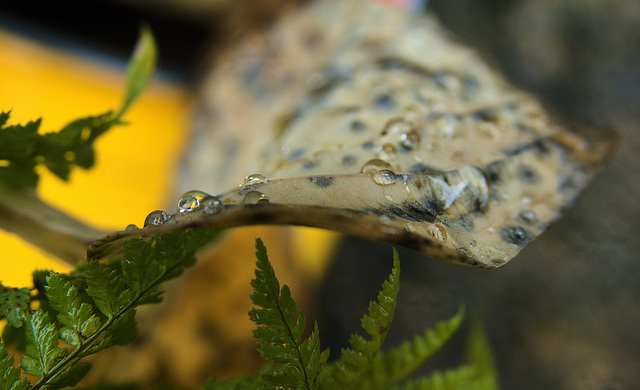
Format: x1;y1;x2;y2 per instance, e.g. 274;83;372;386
289;148;306;160
342;155;357;166
458;247;472;258
517;165;539;183
559;176;576;191
303;161;317;170
350;119;366;132
504;139;551;157
456;217;474;232
463;74;480;92
421;196;446;217
309;66;350;102
242;62;262;88
373;94;396;110
471;109;498;123
483;161;505;185
310;176;333;188
434;71;457;89
533;139;550;155
379;200;440;223
361;141;375;149
473;197;484;213
376;57;433;78
516;123;535;133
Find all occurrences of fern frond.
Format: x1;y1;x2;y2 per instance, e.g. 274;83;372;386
0;341;30;390
0;228;221;390
0;285;30;327
319;249;401;390
362;305;466;388
202;374;261;390
388;365;477;390
464;314;499;390
249;238;329;390
20;310;68;377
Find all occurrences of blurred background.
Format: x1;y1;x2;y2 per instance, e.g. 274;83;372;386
0;0;638;389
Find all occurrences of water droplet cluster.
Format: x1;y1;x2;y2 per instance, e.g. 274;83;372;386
138;173;272;229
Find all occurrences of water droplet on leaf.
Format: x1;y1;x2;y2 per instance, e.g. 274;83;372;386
125;224;139;232
176;190;209;213
429;224;447;241
381;117;413;136
372;169;398;186
400;130;421;150
200;196;223;215
144;210;172;227
361;158;393;174
518;210;536;224
243;191;269;204
240;174;267;188
378;143;398;159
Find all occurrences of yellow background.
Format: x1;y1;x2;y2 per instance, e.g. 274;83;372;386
0;28;190;286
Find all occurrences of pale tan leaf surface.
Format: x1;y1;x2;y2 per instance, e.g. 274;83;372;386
88;0;614;268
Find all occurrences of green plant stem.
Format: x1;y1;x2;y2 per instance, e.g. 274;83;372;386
266;284;311;390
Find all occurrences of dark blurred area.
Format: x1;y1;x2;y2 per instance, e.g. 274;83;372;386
0;0;210;81
1;0;638;389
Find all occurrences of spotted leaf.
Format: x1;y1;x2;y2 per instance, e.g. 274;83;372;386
88;0;615;268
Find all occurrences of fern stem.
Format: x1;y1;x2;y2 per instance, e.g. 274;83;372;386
268;284;311;390
31;262;176;390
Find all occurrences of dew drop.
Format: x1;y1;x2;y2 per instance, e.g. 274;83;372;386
372;169;397;186
243;191;269;204
176;190;209;213
144;210;172;227
378;143;398;160
429;224;447;241
470;240;477;248
400;130;421;150
200;196;223;215
240;174;267;188
501;226;529;245
360;158;393;174
125;224;139;232
518;210;536;224
381;117;413;136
